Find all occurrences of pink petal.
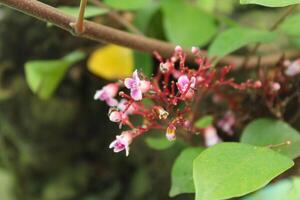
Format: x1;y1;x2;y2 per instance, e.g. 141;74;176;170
132;70;140;82
94;90;103;100
105;83;119;97
178;75;189;86
131;89;142;101
124;78;135;89
106;98;118;107
125;146;130;156
109;140;117;149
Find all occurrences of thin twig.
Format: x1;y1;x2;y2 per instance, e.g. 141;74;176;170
89;0;143;35
70;0;88;34
0;0;299;68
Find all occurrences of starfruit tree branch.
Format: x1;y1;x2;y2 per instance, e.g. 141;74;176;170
0;0;299;68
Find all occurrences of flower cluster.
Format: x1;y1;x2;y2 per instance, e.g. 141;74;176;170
94;46;262;156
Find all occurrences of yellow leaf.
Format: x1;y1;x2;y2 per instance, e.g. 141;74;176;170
87;44;134;80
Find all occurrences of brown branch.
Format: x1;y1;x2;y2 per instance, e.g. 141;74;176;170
0;0;299;68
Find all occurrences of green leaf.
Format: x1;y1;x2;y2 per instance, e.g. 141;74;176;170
193;142;294;200
279;13;300;37
196;0;216;13
208;27;277;59
145;136;174;150
243;177;300;200
162;0;217;47
104;0;151;10
0;168;15;200
240;0;300;7
241;118;300;159
133;2;160;33
25;51;85;99
58;6;109;18
197;0;237;14
170;147;204;197
134;51;152;77
194;115;214;128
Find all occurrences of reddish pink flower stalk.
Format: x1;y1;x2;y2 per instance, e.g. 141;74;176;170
95;46;262;156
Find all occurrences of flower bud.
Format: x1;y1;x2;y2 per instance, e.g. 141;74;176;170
175;45;183;53
166;124;176;141
254;81;262;88
108;108;122;122
191;46;200;54
271;82;281;92
153;106;169;120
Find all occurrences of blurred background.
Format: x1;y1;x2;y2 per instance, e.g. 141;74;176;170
0;0;300;199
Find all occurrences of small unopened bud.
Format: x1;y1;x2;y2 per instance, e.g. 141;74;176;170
108;108;122;122
166;124;176;141
254;81;262;88
175;45;183;53
153;106;169;120
171;56;177;63
271;82;281;92
191;46;200;54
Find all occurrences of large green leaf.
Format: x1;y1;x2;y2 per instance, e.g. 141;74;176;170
243;177;300;200
162;0;217;47
208;27;277;58
104;0;151;10
193;142;294;200
25;51;85;99
279;13;300;37
240;0;300;7
241;118;300;159
169;147;204;197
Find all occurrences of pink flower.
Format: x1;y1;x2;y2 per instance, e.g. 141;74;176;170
204;126;221;147
217;112;235;136
177;75;196;99
94;83;119;106
124;70;150;101
284;59;300;76
109;131;133;156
